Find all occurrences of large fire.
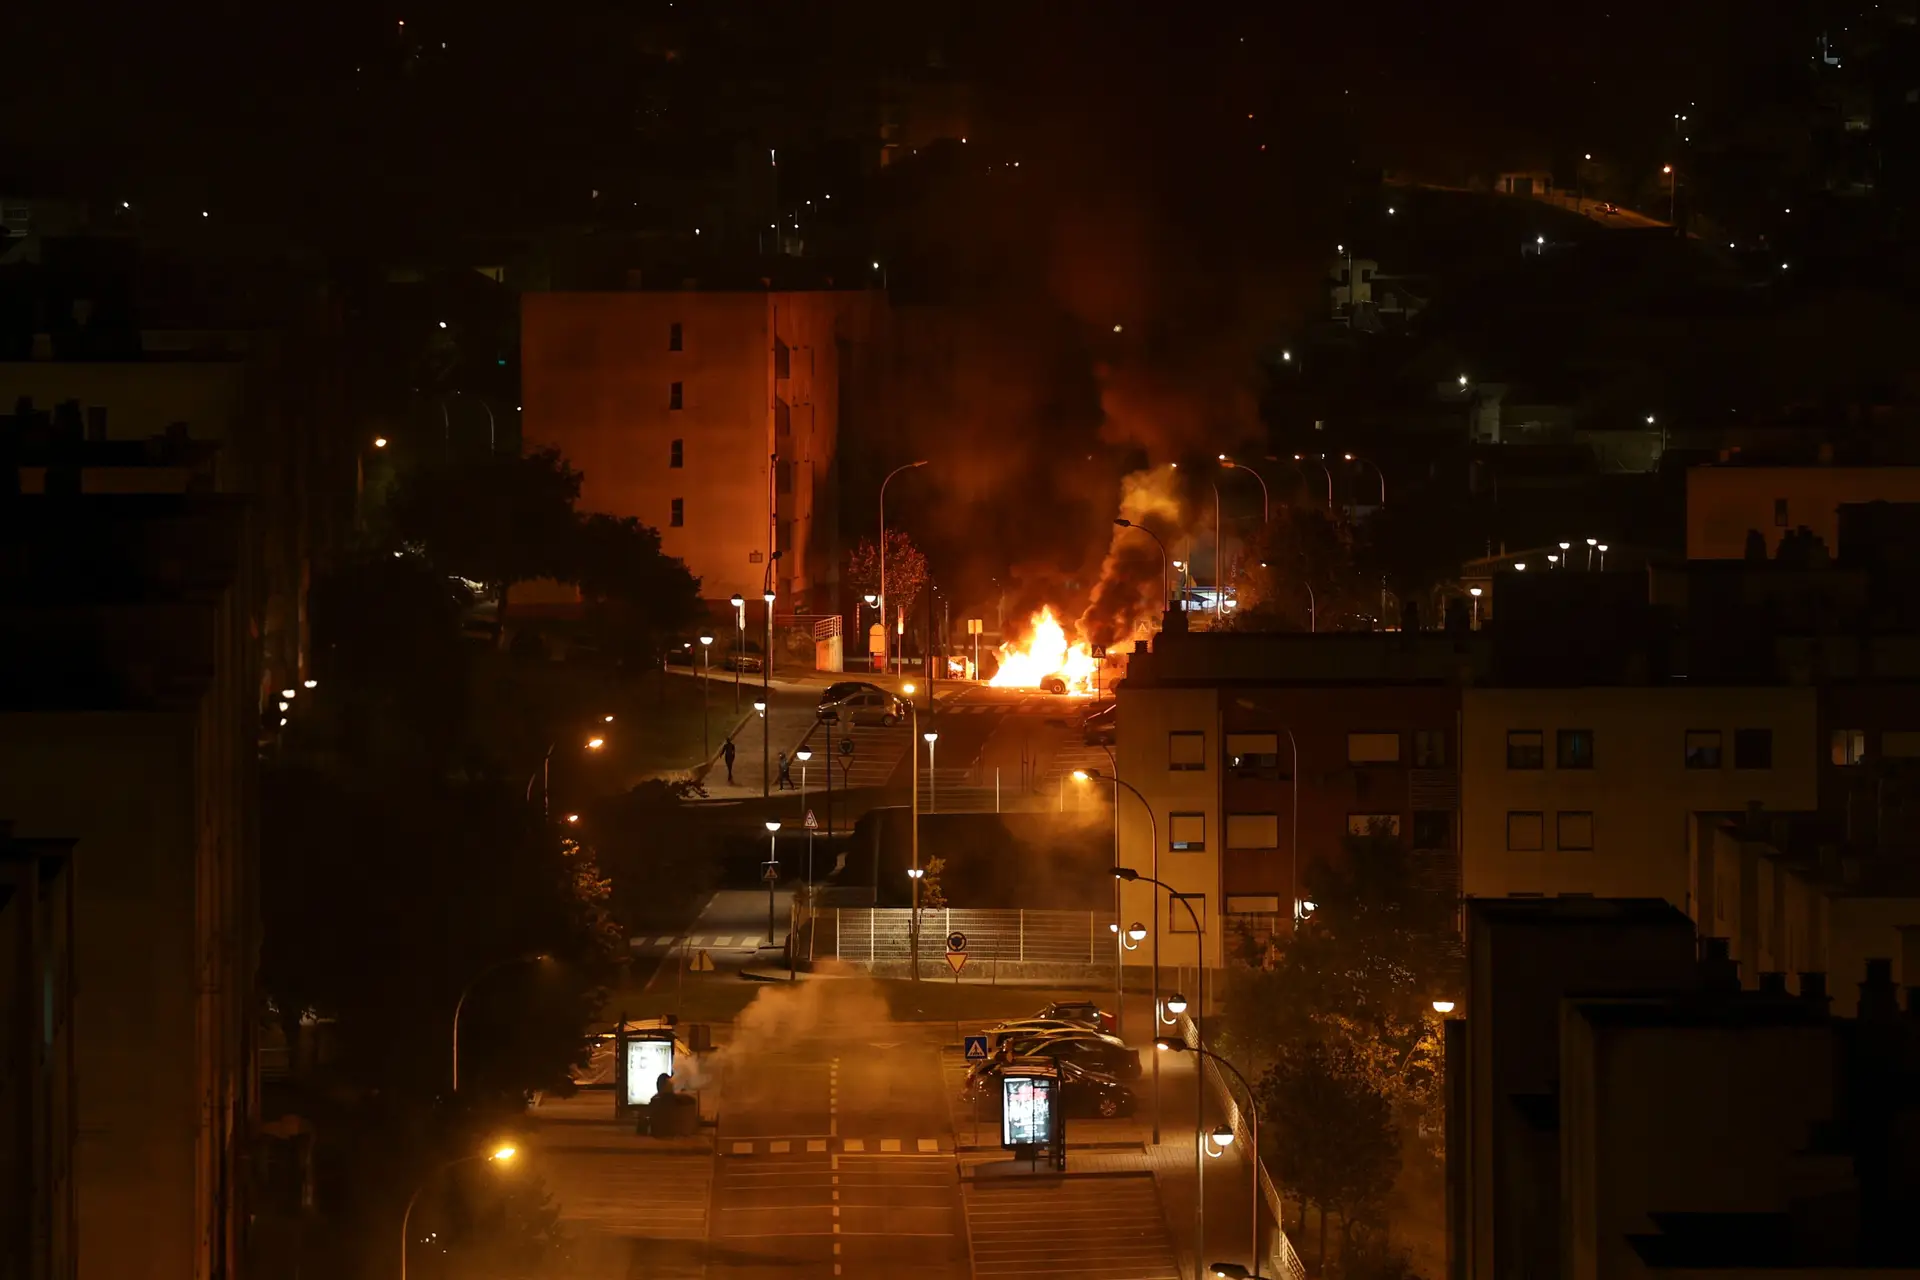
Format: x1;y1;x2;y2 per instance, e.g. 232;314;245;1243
989;606;1100;694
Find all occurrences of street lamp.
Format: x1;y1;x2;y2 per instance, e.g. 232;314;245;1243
1124;865;1210;1280
762;590;776;796
879;460;930;677
373;436;389;449
924;730;940;813
764;820;782;945
564;813;580;825
1114;518;1171;612
1075;768;1163;1141
796;748;815;894
402;1145;517;1280
1432;999;1456;1014
698;635;714;757
731;593;745;711
1291;454;1333;507
1597;543;1609;570
1341;453;1386;505
1218;456;1270;522
1469;586;1482;628
903;682;930;979
452;954;548;1091
586;736;605;750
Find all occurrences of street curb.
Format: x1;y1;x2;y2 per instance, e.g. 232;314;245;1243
955;1140;1144;1153
958;1167;1156;1184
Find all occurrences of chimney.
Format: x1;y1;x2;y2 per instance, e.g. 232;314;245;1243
1859;957;1900;1022
1758;972;1789;997
1800;971;1831;1011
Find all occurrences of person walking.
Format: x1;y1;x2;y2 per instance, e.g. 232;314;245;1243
777;752;794;790
722;736;737;784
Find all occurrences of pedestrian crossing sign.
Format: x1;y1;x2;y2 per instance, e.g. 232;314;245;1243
964;1035;989;1061
804;810;818;830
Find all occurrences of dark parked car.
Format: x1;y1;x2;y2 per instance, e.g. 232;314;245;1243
1034;1000;1117;1036
994;1028;1141;1079
1081;704;1116;746
822;688;905;727
962;1058;1137;1118
725;652;765;673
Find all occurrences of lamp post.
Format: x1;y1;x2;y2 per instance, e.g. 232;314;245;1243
730;594;745;711
860;593;877;672
1219;456;1270;522
1342;453;1387;505
1114;517;1172;613
879;460;929;677
764;820;782;945
528;734;605;819
753;700;768;796
1158;1040;1263;1278
402;1146;517;1280
1468;586;1482;629
1598;543;1609;571
1212;482;1224;620
763;589;776;797
1121;869;1206;1279
924;730;939;813
905;682;927;980
1292;454;1334;508
795;747;814;890
1074;768;1161;1142
699;635;714;757
453;955;548;1092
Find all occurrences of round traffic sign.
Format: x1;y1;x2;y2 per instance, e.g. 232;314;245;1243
840;738;855;756
946;931;967;953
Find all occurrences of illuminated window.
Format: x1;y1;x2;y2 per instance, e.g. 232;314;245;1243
1556;811;1594;851
669;381;683;410
669;498;684;527
1347;813;1401;838
1347;731;1401;764
1506;731;1544;769
1506;811;1545;851
669;438;683;468
1168;731;1206;771
1225;813;1279;848
1685;730;1723;769
1169;813;1206;851
1832;729;1867;766
669;322;683;351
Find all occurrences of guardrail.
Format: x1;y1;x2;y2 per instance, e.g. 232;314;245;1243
832;907;1116;967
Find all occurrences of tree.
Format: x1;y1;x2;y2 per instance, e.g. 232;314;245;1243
1260;1038;1401;1270
571;512;703;662
386;446;583;637
1229;506;1367;632
846;531;929;627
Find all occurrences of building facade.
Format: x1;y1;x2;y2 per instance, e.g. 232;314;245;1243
522;289;884;610
1685;464;1920;559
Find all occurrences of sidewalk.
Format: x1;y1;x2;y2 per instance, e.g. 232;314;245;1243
683;681;821;800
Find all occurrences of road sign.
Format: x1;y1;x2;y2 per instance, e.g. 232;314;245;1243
964;1034;989;1061
689;949;715;972
763;861;780;882
840;738;854;756
967;618;984;635
946;951;969;975
1092;644;1107;659
804;809;818;830
946;930;968;953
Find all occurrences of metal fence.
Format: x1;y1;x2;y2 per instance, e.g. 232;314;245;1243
831;908;1117;967
1175;1011;1307;1280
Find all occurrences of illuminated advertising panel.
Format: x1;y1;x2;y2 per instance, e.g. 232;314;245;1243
623;1038;675;1107
1000;1072;1056;1147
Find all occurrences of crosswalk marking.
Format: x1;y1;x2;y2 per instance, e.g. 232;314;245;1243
843;1138;865;1152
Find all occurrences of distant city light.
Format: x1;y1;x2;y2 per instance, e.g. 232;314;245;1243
1388;206;1395;215
122;201;130;209
201;211;209;218
304;679;317;689
438;321;447;329
1113;324;1123;333
1458;374;1469;386
373;436;389;449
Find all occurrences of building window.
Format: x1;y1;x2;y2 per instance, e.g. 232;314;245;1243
1734;728;1773;769
1226;732;1283;776
1556;811;1595;851
1883;730;1920;759
1684;730;1723;769
1225;813;1279;848
669;498;684;527
1169;813;1206;851
1506;730;1544;770
1773;497;1789;528
669;381;684;409
1348;732;1401;764
1413;729;1451;768
1506;811;1545;851
1412;810;1454;849
669;322;683;351
1556;729;1595;769
1832;729;1867;766
669;438;683;468
1347;813;1402;838
1169;893;1206;933
1169;731;1206;771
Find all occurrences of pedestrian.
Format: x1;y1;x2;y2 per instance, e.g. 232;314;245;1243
777;751;794;790
722;736;737;784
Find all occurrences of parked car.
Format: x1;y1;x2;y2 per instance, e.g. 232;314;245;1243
1081;703;1117;746
1041;675;1070;695
818;680;887;712
986;1018;1087;1052
824;688;905;727
994;1028;1141;1078
1034;1000;1117;1036
725;652;765;673
962;1057;1138;1119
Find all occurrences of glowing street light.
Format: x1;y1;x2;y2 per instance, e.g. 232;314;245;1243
402;1145;518;1280
1432;999;1456;1014
373;436;389;449
585;736;605;750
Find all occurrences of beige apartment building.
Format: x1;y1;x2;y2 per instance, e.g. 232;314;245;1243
1461;686;1819;911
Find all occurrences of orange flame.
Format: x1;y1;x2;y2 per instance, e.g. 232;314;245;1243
988;606;1099;693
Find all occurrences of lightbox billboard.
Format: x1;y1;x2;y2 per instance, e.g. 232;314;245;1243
1000;1073;1056;1147
623;1037;675;1107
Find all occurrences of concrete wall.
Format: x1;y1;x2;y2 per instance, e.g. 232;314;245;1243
1686;465;1920;559
1462;687;1818;909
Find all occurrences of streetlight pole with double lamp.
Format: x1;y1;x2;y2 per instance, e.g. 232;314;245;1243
879;460;929;678
402;1145;518;1280
1158;1039;1264;1278
1073;768;1161;1142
